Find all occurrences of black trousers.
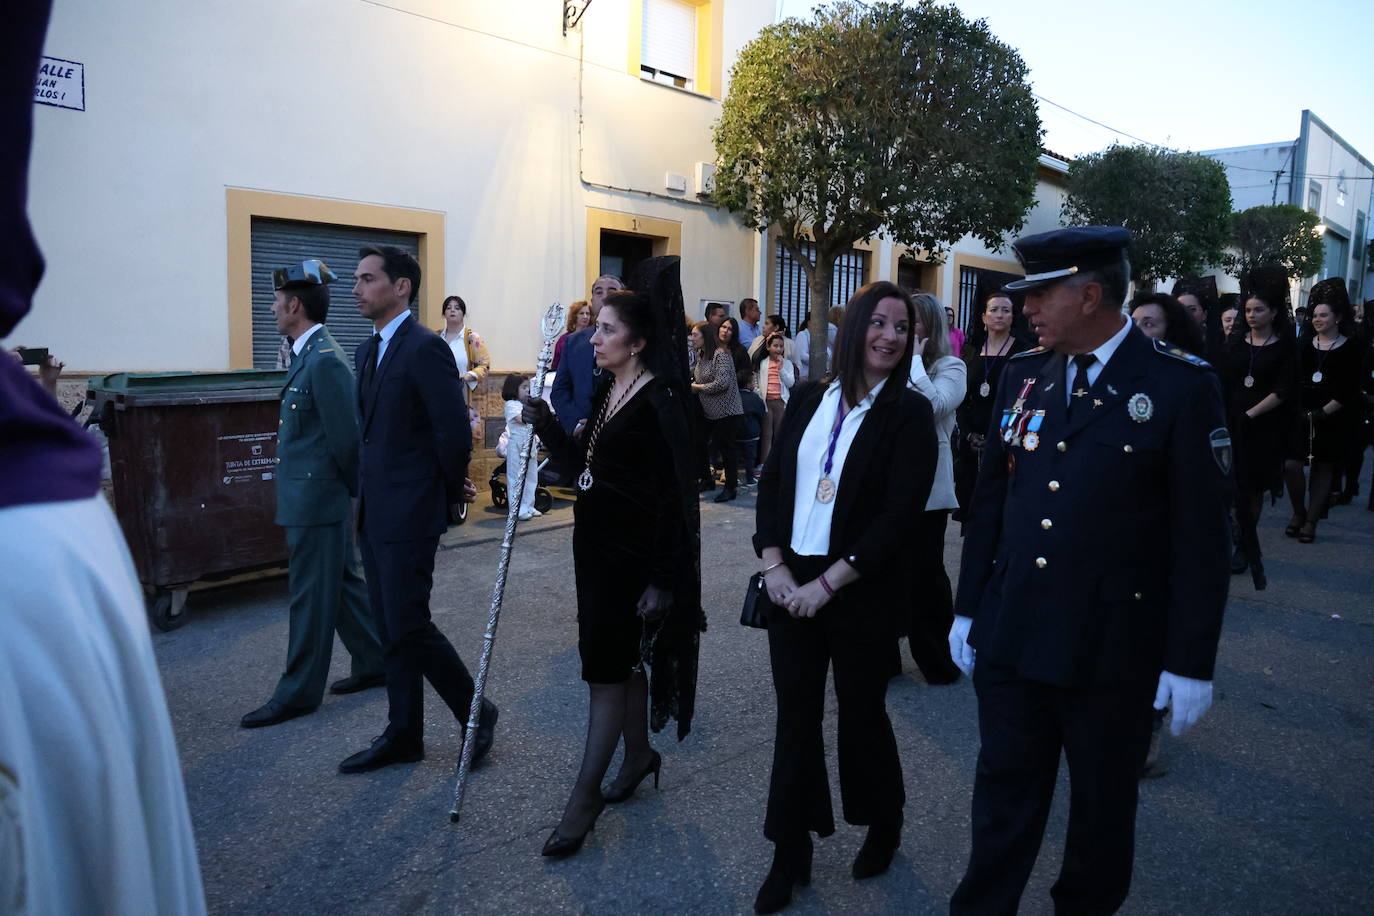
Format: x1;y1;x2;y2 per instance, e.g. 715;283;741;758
907;508;956;675
764;554;904;841
708;413;742;490
358;530;475;743
951;662;1155;916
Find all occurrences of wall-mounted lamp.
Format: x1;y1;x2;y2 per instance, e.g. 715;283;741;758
1314;223;1328;236
564;0;593;35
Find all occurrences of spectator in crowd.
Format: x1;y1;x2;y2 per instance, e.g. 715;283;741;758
945;305;965;356
498;373;542;520
720;317;753;389
1;6;206;910
749;314;795;364
1283;278;1361;543
739;297;763;350
795;313;838;379
520;288;699;859
551;299;590;371
904;292;967;684
1220;300;1239;338
553;275;624;435
690;320;744;502
1129;292;1206;355
751;280;937;913
437;295;491;404
751;332;796;472
705;301;728;332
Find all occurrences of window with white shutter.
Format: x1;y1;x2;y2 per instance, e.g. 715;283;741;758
641;0;696;90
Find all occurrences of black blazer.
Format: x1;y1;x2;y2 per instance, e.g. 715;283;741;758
955;324;1230;688
754;380;938;626
354;314;472;542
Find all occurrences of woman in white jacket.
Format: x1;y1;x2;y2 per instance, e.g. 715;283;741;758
905;293;966;684
751;332;796;471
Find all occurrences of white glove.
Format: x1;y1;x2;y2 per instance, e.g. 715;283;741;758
948;615;976;676
1153;671;1213;736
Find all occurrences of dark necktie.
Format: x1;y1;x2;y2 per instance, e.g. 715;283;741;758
1067;353;1095;419
363;333;382;392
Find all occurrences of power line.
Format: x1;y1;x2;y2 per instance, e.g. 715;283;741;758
1032;93;1165;149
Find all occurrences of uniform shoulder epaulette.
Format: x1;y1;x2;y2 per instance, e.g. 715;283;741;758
1009;345;1048;361
1151;338;1211;369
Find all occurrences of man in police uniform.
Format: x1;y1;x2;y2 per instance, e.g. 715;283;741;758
241;259;386;728
947;227;1230;914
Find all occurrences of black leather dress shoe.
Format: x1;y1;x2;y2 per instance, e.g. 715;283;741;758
471;699;498;768
240;699;317;729
338;735;424;774
329;673;387;695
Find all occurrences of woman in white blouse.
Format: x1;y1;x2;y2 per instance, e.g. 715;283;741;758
904;293;967;684
751;281;938;913
437;295;490;405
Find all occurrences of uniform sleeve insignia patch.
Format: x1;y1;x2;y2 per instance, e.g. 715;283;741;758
1153;338;1212;369
1010;346;1048;361
1210;427;1233;475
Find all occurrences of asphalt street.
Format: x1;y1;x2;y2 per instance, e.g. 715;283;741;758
155;476;1374;915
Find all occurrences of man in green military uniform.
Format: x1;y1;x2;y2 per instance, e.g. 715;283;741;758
241;259;385;728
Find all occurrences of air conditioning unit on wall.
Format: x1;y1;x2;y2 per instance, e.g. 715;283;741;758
694;161;716;198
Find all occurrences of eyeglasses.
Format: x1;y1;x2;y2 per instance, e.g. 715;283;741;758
272;259;336;290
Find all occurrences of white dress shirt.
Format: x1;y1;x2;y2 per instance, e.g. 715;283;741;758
291;323;324;356
374;308;410;367
1065;316;1131;402
790;378;886;556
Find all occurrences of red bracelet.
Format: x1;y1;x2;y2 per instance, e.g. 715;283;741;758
818;573;836;598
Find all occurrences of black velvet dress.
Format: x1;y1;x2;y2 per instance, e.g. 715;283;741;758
1289;337;1362;463
538;376;704;735
1220;337;1296;491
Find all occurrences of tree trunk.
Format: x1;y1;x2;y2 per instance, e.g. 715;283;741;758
807;259;833;381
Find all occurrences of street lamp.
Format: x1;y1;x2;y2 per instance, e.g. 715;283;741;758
563;0;593;35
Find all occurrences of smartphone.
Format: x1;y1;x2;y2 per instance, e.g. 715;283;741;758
18;347;49;366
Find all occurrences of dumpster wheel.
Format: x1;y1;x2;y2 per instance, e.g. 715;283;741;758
150;588;190;632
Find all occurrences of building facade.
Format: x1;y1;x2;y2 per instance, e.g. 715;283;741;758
1205;110;1374;305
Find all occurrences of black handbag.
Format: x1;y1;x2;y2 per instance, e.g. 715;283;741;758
740;572;772;629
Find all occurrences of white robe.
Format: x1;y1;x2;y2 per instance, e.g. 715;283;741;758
0;497;206;915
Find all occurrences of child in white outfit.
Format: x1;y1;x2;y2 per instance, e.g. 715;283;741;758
497;373;541;521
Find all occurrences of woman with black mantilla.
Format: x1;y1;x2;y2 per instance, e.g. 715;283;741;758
751;281;938;913
954;291;1028;524
1220;273;1296;589
522;274;702;858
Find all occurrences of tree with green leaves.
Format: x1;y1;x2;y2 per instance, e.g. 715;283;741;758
1221;204;1324;282
713;0;1041;378
1061;144;1232;286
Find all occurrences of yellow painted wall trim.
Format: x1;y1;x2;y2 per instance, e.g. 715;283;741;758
890;245;944;295
951;251;1023;276
629;0;721;98
584;207;681;293
626;0;644;78
225;189;444;370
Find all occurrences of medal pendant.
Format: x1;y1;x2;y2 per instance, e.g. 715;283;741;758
576;468;594;491
1311;371;1323;383
979;381;991;398
1243;375;1255;388
1023;431;1040;451
815;476;836;504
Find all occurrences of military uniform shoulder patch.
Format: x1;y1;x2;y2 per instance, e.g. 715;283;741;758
1152;338;1211;369
1009;346;1049;361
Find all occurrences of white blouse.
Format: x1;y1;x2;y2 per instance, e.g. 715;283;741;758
790;378;885;556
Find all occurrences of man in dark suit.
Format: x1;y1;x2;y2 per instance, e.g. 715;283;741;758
241;260;386;728
551;273;622;434
948;227;1231;915
339;245;497;774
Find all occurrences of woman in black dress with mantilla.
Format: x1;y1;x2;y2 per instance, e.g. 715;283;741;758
1282;279;1362;543
1220;284;1295;589
524;282;701;858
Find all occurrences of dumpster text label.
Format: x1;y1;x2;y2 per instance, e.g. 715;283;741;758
219;432;277;485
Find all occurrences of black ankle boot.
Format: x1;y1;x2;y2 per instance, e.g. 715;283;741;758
754;835;812;914
851;816;902;879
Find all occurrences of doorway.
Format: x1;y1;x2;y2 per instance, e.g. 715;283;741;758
599;230;656;285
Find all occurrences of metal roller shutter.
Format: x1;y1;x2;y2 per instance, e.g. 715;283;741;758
249;218;421;369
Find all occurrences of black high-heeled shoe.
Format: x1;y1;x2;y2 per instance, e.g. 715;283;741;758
754;835;813;914
602;750;662;803
1284;513;1305;538
851;816;902;879
541;798;606;859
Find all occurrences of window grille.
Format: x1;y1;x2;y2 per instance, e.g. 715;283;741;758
772;239;869;333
